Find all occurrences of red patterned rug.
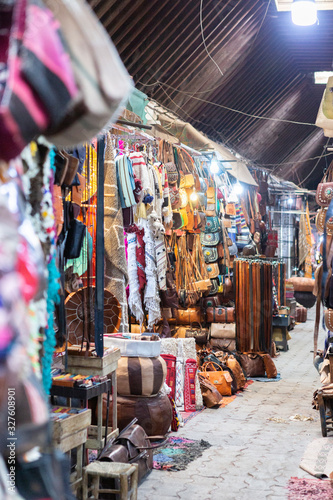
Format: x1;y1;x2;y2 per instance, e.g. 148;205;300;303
288;477;333;499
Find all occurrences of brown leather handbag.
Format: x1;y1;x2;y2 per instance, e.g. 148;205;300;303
261;354;277;379
316;163;333;207
210;323;236;339
206;306;235;323
199;361;233;396
223;355;247;391
175;307;203;325
99;423;154;483
198;374;223;407
238;353;265;378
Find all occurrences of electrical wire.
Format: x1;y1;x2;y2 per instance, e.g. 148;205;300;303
248;0;271;54
147;80;316;127
254;151;333;168
200;0;224;78
298;137;331;187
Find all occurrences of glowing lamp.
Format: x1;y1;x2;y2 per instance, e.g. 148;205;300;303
291;0;317;26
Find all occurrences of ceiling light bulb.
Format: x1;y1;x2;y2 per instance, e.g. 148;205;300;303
291;0;317;26
190;189;198;202
234;182;243;195
210;159;219;174
288;198;293;205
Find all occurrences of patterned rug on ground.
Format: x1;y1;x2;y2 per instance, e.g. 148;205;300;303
287;477;333;499
153;436;211;471
300;437;333;478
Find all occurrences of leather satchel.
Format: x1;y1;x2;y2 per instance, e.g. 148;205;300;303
203;246;218;263
238;353;265;378
261;354;277;379
198;374;223;407
175;307;203;325
206;306;235;323
210;323;236;339
99;423;155;483
200;232;220;246
199;361;233;396
206;263;219;279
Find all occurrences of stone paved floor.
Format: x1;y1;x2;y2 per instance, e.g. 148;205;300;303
139;307;324;500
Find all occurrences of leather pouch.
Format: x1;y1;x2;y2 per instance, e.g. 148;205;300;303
205;216;220;232
200;232;220;246
206;263;219;279
203;246;218;263
316;182;333;207
261;354;277;378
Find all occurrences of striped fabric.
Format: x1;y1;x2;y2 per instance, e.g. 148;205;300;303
115;154;136;208
184;359;197;412
117;356;167;397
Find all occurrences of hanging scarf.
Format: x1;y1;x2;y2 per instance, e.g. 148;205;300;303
115;154;136;208
126;230;144;325
142;218;161;329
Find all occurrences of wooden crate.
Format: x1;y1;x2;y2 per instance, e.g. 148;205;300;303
52;408;91;449
67;348;120;376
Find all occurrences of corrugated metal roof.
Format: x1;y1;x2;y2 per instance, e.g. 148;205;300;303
87;0;333;189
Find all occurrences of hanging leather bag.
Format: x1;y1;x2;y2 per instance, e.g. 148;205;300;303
206;307;235;323
316;162;333;207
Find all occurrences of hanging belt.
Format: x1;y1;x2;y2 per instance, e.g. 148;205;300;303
249;262;254;351
94;137;105;357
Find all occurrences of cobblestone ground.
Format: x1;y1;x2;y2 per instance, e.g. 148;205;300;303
139;308;324;500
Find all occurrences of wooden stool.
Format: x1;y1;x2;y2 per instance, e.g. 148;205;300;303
82;461;138;500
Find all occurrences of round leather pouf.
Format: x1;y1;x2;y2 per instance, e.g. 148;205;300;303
117;356;167;397
100;393;173;436
65;286;121;345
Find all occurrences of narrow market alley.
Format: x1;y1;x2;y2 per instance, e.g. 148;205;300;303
139;309;325;500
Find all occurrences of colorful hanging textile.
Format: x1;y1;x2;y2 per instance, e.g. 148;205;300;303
184;359;197;412
142;218;161;329
126;230;144;325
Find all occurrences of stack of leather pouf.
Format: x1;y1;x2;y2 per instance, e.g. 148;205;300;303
103;336;173;437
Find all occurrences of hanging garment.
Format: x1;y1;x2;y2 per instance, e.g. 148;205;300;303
104;133;129;332
142;218;161;329
115;154;136;208
154;231;167;291
126;230;144;325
